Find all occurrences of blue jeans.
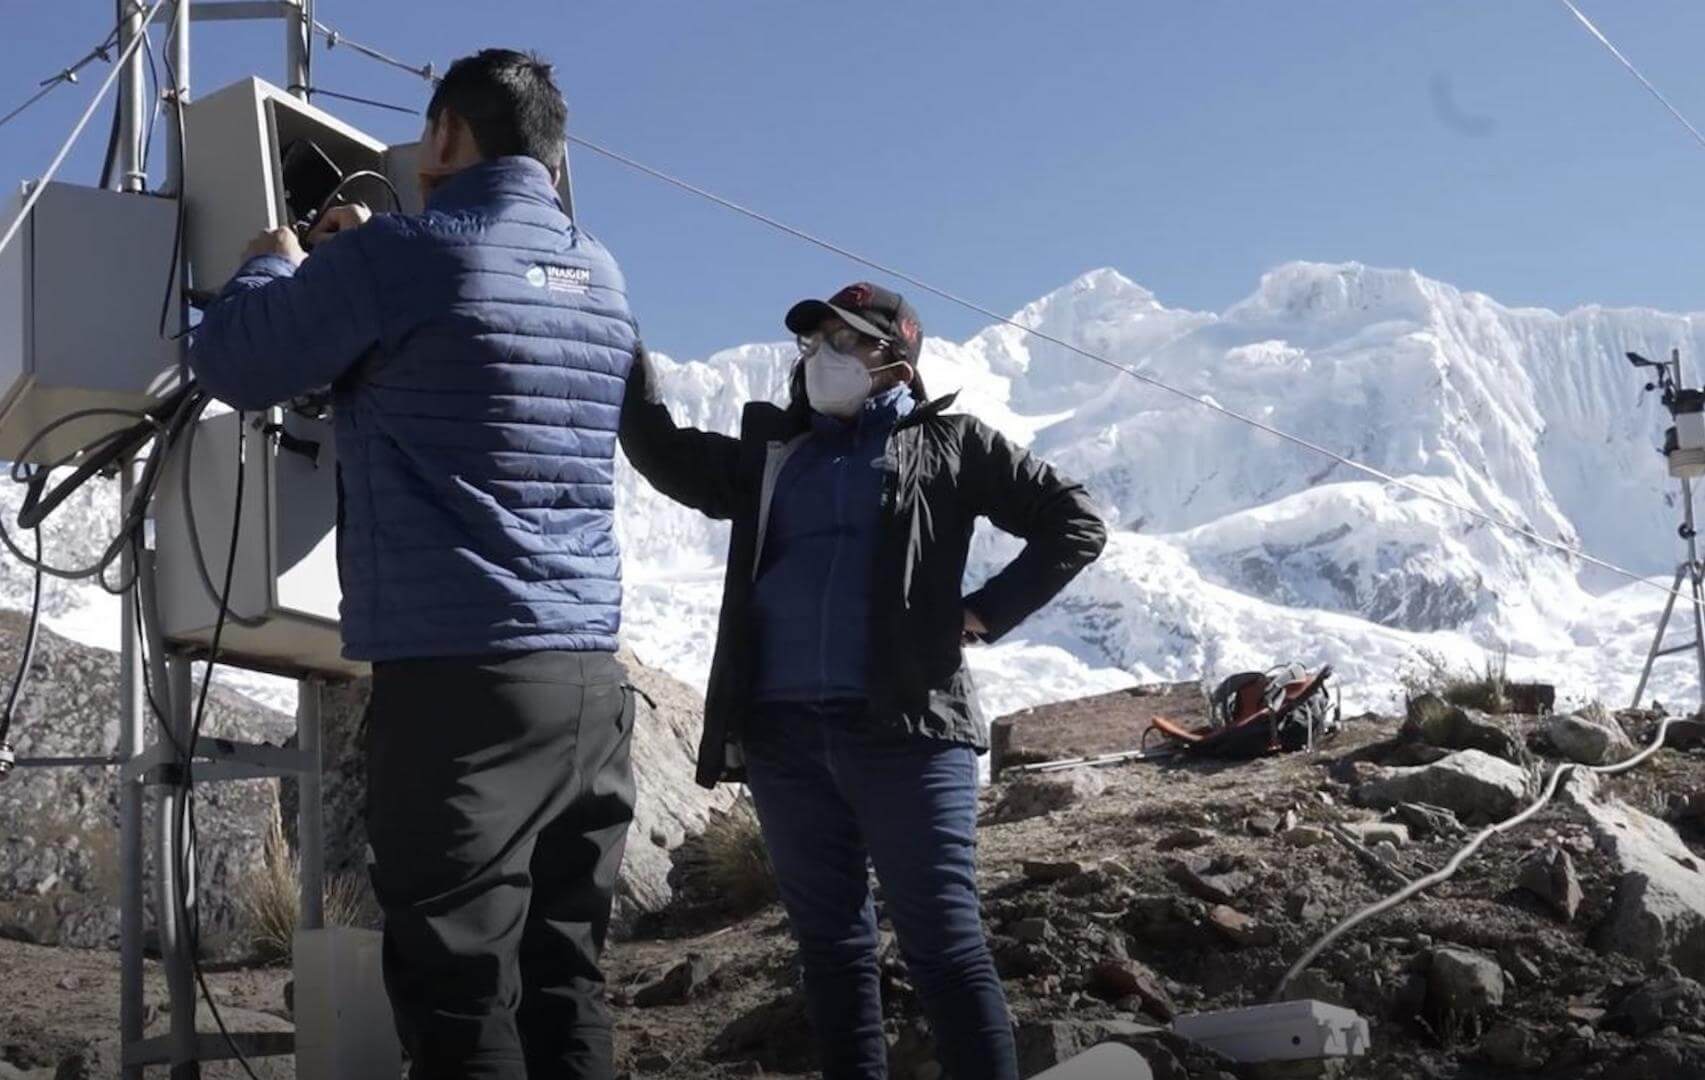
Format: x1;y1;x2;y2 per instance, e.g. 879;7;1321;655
742;701;1017;1080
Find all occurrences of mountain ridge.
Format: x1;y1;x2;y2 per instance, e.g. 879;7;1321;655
0;259;1695;722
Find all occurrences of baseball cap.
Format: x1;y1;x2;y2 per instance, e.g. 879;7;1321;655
785;282;924;363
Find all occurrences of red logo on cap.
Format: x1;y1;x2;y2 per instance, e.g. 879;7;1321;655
833;283;874;308
900;316;920;345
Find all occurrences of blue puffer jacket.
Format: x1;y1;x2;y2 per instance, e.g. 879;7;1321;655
189;157;637;661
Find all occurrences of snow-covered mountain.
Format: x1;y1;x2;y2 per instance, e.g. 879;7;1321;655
617;261;1703;719
5;260;1697;724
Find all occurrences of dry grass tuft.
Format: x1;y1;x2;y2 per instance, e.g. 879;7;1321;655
1403;647;1513;715
238;814;371;964
675;796;777;918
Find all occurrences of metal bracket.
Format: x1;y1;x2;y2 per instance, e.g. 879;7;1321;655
123;1031;294;1067
121;735;314;785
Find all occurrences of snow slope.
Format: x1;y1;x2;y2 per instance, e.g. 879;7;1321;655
6;261;1697;725
618;262;1702;719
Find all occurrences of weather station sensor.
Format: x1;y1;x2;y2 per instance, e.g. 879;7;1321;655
1664;391;1705;479
1628;349;1705;707
151;405;360;677
0;182;181;463
183;76;394;288
1629;349;1705;478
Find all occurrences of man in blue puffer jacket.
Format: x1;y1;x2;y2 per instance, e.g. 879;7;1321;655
190;50;636;1080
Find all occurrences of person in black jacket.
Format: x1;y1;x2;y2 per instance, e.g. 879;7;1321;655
620;282;1106;1079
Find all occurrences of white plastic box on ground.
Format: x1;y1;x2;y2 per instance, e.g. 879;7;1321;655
1034;1044;1154;1079
0;182;181;463
1171;1000;1369;1063
294;927;400;1079
152;407;364;678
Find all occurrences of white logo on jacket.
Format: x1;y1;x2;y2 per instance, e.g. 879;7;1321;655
527;263;591;294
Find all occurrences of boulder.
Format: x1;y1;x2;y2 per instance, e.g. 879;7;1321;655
1246;814;1284;837
1667;717;1705;751
1478;1022;1547;1071
1566;773;1705;979
1122;894;1216;949
1010;917;1052;943
0;616;292;957
1669;788;1705;827
1404;695;1525;762
296;649;736;937
631;953;719;1007
1343;821;1411;848
608;652;741;925
1356;750;1531;822
706;991;817;1073
1428;946;1505;1016
1607;1035;1705;1080
1087;958;1176;1020
1547;708;1635;766
1516;846;1583;921
1280;969;1348;1007
1022;859;1087;882
1391;802;1465;839
1282;825;1332;847
1206;905;1273;948
1155;827;1215;852
1166;856;1250;904
1606;971;1705;1037
983;767;1105;825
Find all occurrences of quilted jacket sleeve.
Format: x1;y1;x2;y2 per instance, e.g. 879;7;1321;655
188;228;385;409
961;417;1108;641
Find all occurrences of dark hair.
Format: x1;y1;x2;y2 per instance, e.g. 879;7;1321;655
427;49;567;173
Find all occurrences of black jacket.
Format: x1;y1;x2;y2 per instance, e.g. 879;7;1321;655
620;350;1108;788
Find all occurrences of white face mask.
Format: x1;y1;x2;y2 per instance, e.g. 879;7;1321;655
804;345;909;419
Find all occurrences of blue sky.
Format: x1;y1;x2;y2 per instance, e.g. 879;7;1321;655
5;2;1705;360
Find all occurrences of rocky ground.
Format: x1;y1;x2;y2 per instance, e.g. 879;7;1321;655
4;688;1705;1078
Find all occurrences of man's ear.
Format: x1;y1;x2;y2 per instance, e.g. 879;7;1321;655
886;361;917;391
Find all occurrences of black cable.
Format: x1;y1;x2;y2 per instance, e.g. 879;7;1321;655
13;405;170;524
178;405;266;628
156;19;185;341
301;87;417;116
0;390;197;584
311;168;404;223
0;524;45;778
172;412;262;1080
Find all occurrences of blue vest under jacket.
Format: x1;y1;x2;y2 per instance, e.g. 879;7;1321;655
189;157;638;661
749;386;915;701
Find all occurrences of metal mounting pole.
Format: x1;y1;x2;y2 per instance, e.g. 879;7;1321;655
116;3;155;1076
298;676;324;929
118;472;146;1080
162;655;199;1079
165;0;190;198
284;0;310;98
155;8;198;1073
116;0;149;192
